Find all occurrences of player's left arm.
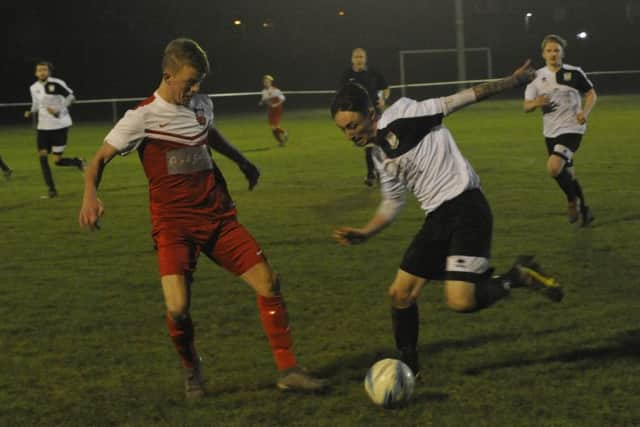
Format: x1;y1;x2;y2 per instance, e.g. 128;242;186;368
442;59;535;116
208;127;260;190
577;88;597;124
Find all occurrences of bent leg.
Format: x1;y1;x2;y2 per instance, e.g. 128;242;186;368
388;269;426;374
162;273;198;368
444;276;509;313
242;261;297;371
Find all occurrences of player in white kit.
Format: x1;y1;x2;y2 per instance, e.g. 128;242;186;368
25;61;85;198
524;34;596;226
331;61;562;377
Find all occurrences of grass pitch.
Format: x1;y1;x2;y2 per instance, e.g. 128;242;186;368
1;96;639;427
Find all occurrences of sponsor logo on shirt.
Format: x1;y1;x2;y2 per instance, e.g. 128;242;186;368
166;145;213;175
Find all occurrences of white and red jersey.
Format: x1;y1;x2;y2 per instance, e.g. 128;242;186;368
104;92;236;229
260;86;285;109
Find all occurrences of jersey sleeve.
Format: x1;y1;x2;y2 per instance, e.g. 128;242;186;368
373;149;407;205
104;108;146;155
58;80;75;107
524;81;538;101
29;86;39;113
574;68;594;93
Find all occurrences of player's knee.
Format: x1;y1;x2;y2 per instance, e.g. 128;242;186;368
547;162;562;177
547;156;565;177
444;282;476;313
38;150;48;158
255;269;280;297
388;287;416;309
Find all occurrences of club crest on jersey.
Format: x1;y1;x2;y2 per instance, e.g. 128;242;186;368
47;84;55;93
563;72;572;82
385;131;399;150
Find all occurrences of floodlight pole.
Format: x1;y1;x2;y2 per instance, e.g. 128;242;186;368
454;0;467;91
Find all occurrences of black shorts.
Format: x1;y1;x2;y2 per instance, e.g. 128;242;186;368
37;128;69;154
545;133;583;167
400;189;493;282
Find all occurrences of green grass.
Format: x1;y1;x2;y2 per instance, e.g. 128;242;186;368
1;96;639;427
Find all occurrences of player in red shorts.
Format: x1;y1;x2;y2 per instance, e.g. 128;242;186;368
78;38;327;399
258;74;288;146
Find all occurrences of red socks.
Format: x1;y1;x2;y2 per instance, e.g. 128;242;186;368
165;312;198;368
257;295;297;371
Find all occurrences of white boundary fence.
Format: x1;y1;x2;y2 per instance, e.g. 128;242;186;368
1;70;639;122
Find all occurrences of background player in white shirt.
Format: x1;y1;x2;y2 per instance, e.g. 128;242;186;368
258;75;288;146
524;34;596;226
330;61;562;377
24;61;85;198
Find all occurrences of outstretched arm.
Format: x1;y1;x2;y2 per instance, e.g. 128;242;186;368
208;127;260;190
333;198;404;245
79;142;119;231
443;60;536;115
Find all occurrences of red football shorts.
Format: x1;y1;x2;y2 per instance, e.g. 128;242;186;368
267;105;283;126
153;217;266;278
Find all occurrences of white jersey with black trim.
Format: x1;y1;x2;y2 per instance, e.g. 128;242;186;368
374;97;481;216
524;64;594;138
29;77;74;130
104;92;214;155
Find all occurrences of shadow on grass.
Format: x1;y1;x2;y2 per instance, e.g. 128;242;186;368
314;325;575;392
584;213;640;227
464;328;640;375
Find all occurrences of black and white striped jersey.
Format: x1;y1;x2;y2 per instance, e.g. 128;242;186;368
29;77;74;130
373;97;481;215
524;64;594;138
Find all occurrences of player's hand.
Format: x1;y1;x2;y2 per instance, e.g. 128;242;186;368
24;111;32;119
576;111;587;124
46;107;60;117
239;161;260;190
333;227;369;245
513;59;536;85
79;197;104;231
538;95;558;114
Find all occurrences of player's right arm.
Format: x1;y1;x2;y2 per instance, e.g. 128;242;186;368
24;86;38;119
79;143;118;231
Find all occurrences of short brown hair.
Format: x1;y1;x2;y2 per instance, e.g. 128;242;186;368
162;38;210;74
541;34;567;50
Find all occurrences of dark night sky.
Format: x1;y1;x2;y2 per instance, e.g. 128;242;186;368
2;0;640;102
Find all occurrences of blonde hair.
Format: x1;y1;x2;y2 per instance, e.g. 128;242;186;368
162;38;210;74
263;74;274;81
541;34;567;50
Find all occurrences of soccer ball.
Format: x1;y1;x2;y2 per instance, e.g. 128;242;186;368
364;358;415;408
